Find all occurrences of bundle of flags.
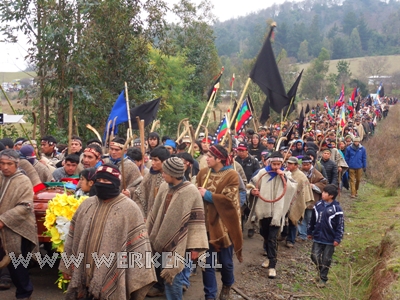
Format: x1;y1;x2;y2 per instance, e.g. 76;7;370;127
336;85;345;107
324;97;334;121
104;90;161;138
348;87;358;119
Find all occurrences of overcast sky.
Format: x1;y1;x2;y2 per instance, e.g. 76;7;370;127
0;0;289;73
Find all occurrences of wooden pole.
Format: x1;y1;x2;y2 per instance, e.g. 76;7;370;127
194;83;220;139
136;116;146;176
32;112;37;140
68;88;73;154
121;136;133;191
124;82;133;146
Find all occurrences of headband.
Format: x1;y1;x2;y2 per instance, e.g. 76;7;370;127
110;142;124;149
0;155;19;163
84;147;100;159
269;157;284;162
209;146;227;161
302;159;313;163
71;138;82;145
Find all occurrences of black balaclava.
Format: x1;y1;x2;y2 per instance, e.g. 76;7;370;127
94;163;121;200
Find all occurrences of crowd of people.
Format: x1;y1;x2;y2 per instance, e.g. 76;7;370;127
0;96;393;300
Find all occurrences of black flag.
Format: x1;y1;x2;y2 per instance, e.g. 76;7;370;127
206;73;223;101
282;70;303;118
379;85;385;98
355;98;361;113
259;97;270;124
230;100;238;130
129;98;161;129
298;107;305;138
250;25;290;122
305;103;310;115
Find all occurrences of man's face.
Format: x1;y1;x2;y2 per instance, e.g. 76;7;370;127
206;153;219;169
70;141;82;153
162;172;174;184
148;137;158;148
64;161;78;176
165;146;174;155
41;141;54;155
82;152;99;168
270;161;282;172
322;151;331;160
302;162;311;172
0;158;17;177
109;145;123;160
237;149;248;160
14;143;23;151
345;139;352;146
353;141;360;147
258;129;266;136
267;143;274;150
296;143;302;150
286;162;297;172
151;157;163;171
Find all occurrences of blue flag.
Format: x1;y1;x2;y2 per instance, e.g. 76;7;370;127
105;91;128;138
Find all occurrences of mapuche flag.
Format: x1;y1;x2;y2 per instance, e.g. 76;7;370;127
249;24;290;123
235;99;253;134
213;115;228;144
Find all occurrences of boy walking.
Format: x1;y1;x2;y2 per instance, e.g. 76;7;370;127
307;184;344;287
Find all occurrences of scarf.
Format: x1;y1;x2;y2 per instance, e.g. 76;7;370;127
264;164;285;182
109;154;126;165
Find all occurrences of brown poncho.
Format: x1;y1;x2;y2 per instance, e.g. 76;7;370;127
288;168;313;224
133;171;164;217
0;170;38;256
147;181;208;274
302;167;327;207
197;167;243;262
18;159;41;187
33;159;54;182
59;194;156;300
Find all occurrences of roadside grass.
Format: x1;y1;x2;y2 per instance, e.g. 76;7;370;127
309;183;400;299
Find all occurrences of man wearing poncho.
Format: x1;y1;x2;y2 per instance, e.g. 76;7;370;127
0;149;38;300
249;151;298;279
146;157;208;299
197;145;243;300
59;164;156;300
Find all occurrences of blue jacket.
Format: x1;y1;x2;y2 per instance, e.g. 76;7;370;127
307;200;344;245
345;144;367;169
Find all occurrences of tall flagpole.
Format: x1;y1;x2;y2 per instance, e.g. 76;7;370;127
124;82;133;145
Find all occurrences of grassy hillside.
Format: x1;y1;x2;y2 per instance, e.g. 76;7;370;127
0;71;36;83
297;55;400;76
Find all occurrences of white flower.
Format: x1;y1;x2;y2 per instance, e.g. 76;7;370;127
55;216;70;241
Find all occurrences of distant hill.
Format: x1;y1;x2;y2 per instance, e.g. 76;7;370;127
214;0;400;62
0;72;36;83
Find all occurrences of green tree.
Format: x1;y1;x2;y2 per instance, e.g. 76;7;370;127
357;16;371;51
332;36;350;59
301;48;330;100
348;28;362;57
342;11;358;36
297;40;310;63
307;15;323;58
336;60;352;86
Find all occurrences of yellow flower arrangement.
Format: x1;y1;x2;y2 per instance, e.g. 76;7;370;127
44;193;88;291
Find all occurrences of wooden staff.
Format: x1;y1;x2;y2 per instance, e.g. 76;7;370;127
150;120;160;132
109;116;118;142
86;124;103;144
194;82;220;139
177;118;189;140
136;116;146;176
189;125;196;156
74;116;79;136
124;82;133;146
104;120;113;154
121;136;133;191
68;89;73;154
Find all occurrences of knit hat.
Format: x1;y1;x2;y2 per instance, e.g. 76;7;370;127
162;157;185;178
164;139;177;150
353;137;361;142
20;145;36;165
95;163;121;189
287;156;298;164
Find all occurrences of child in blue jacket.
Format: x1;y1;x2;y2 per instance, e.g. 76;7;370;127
307;184;344;287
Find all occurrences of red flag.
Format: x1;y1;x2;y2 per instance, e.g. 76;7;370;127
230;74;235;87
336;85;345;107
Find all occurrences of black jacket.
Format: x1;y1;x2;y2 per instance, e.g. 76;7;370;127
235;155;260;182
319;158;338;186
